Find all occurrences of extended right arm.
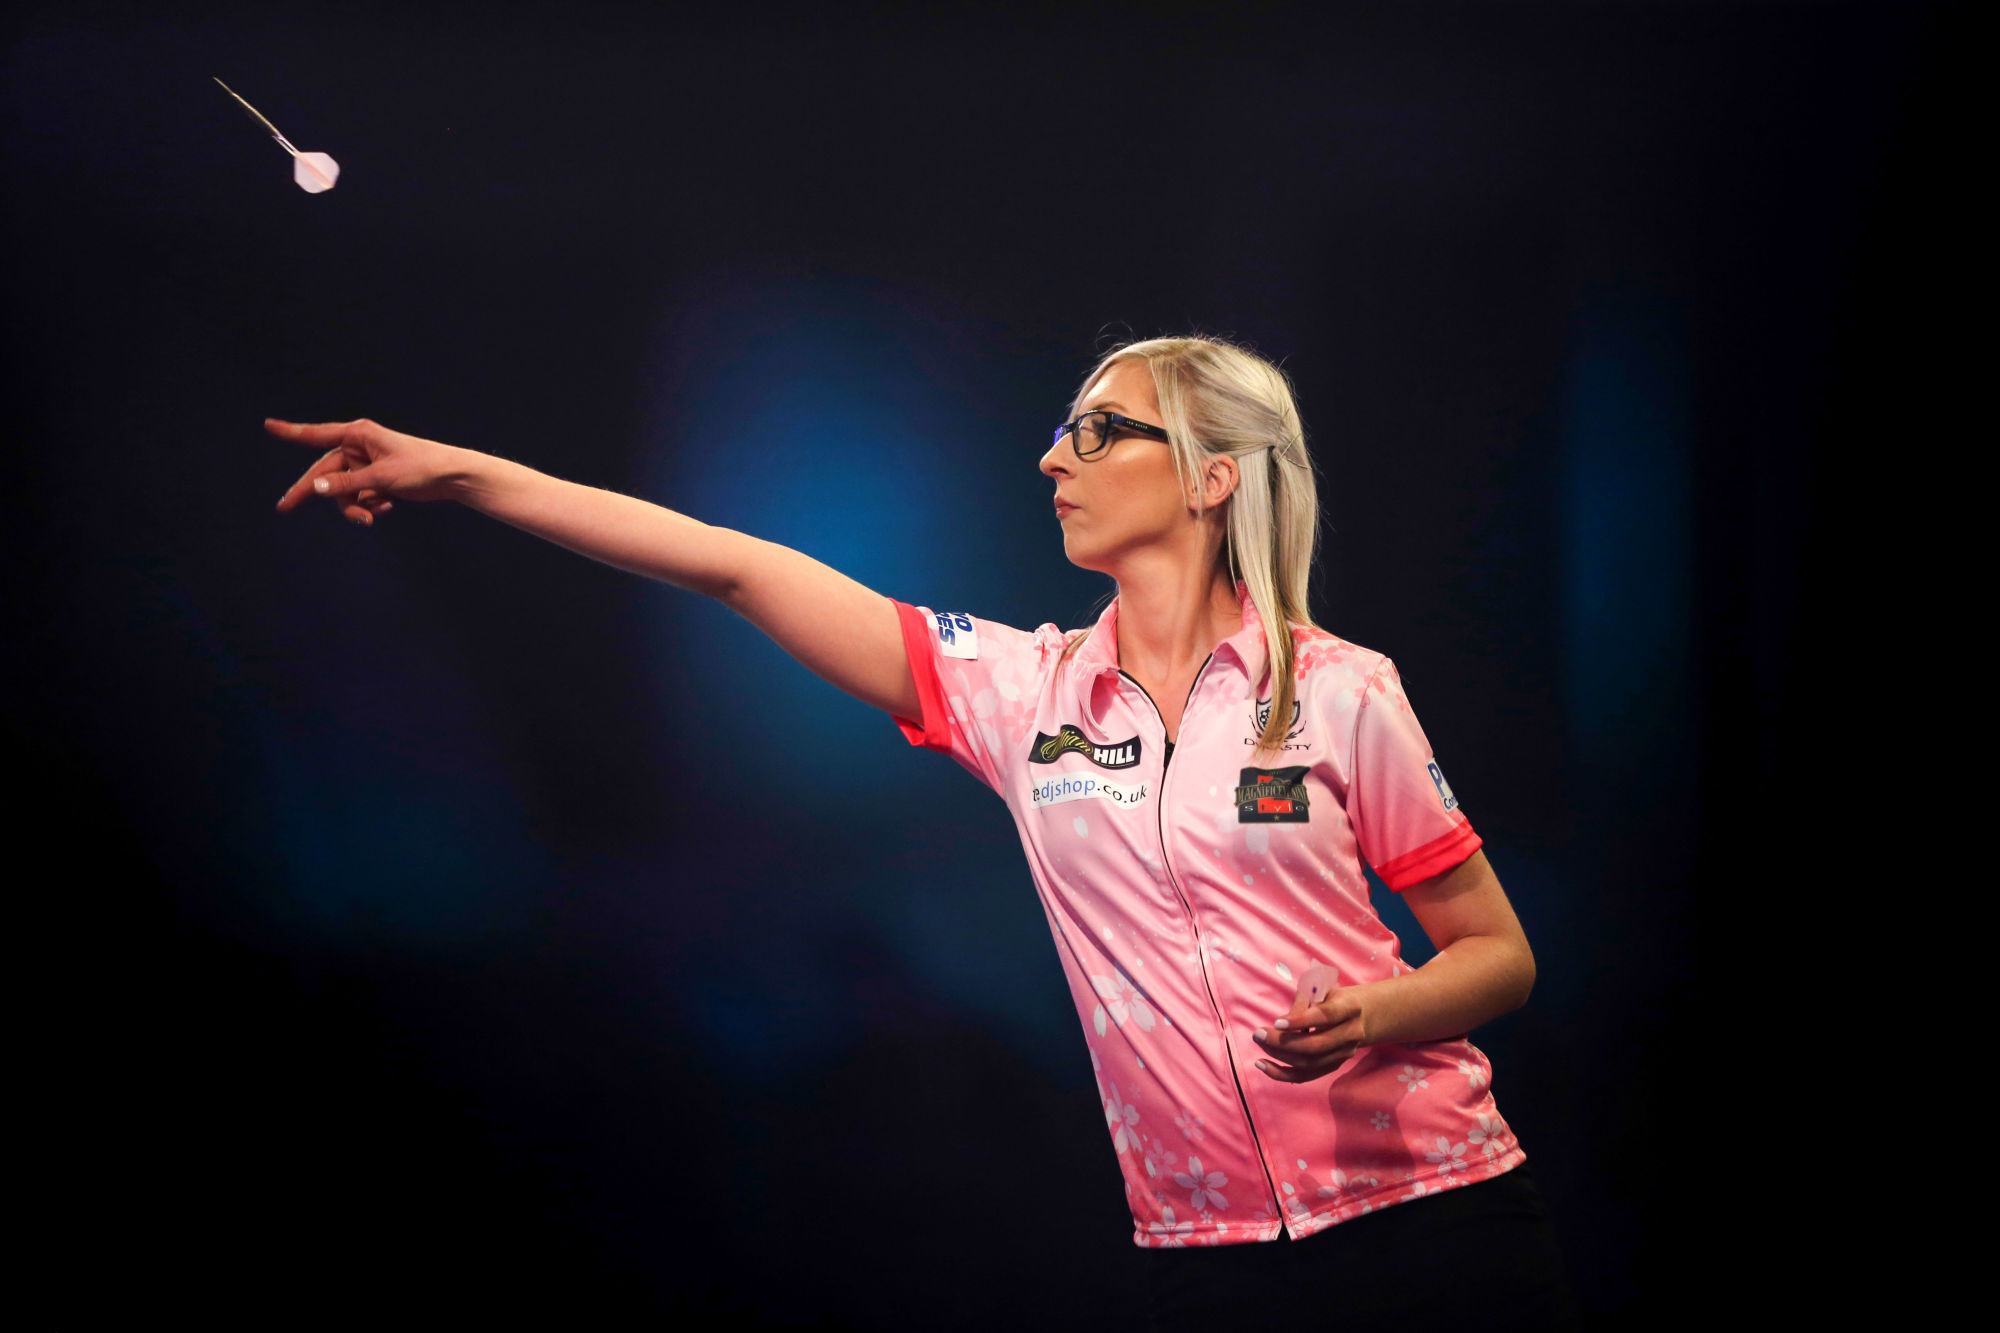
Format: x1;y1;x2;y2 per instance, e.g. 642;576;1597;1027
269;418;921;723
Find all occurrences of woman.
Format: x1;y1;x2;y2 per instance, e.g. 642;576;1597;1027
270;334;1584;1331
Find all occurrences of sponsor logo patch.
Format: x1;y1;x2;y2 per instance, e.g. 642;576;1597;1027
1427;760;1459;813
1235;765;1311;823
1244;697;1310;751
1029;724;1141;770
934;611;978;659
1029;774;1152;809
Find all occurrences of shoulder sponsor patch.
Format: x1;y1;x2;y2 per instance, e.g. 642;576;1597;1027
1427;760;1459;812
1029;774;1152;810
1029;724;1141;769
934;610;978;659
1236;765;1311;823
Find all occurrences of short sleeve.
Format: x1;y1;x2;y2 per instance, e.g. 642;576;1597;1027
889;601;1055;796
1349;657;1483;892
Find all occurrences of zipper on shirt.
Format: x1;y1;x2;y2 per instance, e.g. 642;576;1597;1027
1118;656;1287;1225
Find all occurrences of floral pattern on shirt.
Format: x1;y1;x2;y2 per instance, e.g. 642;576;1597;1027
890;585;1530;1248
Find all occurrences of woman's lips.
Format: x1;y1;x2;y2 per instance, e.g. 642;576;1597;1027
1054;500;1079;518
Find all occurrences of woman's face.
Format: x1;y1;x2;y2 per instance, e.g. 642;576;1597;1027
1040;359;1223;575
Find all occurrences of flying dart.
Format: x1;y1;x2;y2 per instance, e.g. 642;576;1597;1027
213;77;340;193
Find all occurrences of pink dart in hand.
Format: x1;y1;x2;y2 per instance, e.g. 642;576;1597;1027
213;77;340;193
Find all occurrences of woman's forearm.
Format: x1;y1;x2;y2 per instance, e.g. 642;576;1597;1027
1351;935;1535;1048
439;445;916;718
444;448;748;599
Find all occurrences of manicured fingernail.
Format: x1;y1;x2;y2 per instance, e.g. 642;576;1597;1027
1273;1019;1290;1030
1255;1028;1267;1041
313;477;329;493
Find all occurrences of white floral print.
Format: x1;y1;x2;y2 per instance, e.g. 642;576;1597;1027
1105;1082;1141;1154
1090;968;1158;1036
1424;1136;1470;1176
1293;1210;1337;1237
899;593;1528;1251
1468;1112;1508;1158
1327;1168;1382;1200
1172;1157;1228;1212
1147;1206;1194;1247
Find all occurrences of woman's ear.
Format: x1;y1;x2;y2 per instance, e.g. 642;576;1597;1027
1203;455;1239;511
1187;457;1235;516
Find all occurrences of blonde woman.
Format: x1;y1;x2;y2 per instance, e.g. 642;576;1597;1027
271;334;1582;1331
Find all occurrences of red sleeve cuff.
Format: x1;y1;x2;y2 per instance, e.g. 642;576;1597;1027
890;599;953;752
1373;820;1483;891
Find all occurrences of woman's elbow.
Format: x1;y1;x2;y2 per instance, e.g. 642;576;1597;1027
1512;945;1537;1010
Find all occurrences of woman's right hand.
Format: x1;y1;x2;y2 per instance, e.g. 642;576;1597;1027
269;417;467;526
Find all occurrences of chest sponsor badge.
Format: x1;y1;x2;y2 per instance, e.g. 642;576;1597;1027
1029;723;1141;769
934;611;978;659
1029;774;1152;810
1427;760;1459;812
1236;765;1311;823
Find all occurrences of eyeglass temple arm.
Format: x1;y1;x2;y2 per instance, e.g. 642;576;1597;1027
1106;412;1169;440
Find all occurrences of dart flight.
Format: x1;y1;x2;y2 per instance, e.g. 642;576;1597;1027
213;77;340;193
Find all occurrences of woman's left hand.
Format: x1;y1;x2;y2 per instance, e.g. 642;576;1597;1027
1252;964;1367;1083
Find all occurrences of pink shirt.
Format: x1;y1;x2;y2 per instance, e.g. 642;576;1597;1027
889;581;1527;1247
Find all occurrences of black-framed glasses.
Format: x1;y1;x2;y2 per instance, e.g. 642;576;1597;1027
1051;410;1170;460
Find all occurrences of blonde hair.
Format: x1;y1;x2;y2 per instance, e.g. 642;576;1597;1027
1057;333;1325;759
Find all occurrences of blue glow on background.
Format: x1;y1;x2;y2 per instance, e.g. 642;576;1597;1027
130;566;545;949
640;272;983;794
246;726;544;946
858;862;1090;1080
1560;296;1693;788
634;271;1073;1080
676;918;854;1083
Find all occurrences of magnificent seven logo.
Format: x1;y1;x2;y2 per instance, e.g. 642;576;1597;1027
1030;723;1142;770
1235;765;1311;823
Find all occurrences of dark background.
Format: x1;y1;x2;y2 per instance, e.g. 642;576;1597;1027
6;2;1963;1327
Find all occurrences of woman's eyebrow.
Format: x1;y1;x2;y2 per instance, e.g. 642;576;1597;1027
1081;399;1126;412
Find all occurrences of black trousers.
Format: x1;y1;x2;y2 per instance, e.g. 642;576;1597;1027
1139;1162;1585;1333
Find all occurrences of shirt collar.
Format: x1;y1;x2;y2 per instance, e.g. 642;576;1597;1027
1072;579;1271;691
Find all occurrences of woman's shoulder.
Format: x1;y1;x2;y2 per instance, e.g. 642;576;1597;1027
899;605;1073;678
983;613;1086;670
1282;622;1390;687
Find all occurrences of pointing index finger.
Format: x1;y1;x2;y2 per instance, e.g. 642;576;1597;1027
265;418;346;446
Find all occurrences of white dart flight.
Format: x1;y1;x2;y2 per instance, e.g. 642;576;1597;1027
213;77;340;193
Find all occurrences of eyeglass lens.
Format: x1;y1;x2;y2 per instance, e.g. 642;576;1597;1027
1054;411;1112;456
